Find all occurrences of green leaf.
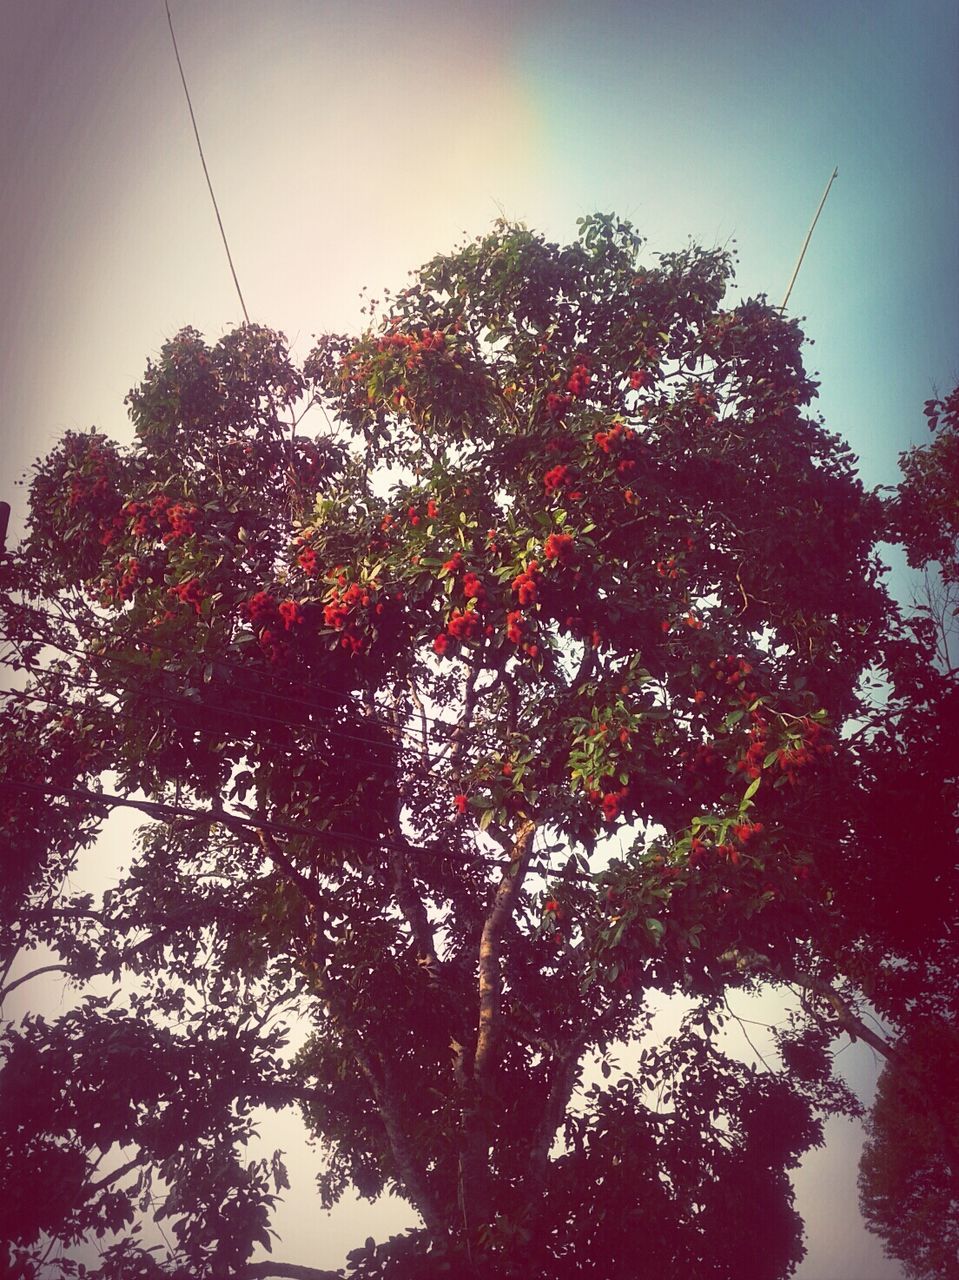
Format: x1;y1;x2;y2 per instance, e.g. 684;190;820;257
743;776;761;801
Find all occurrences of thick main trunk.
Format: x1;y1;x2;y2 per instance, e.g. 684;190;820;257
457;820;537;1240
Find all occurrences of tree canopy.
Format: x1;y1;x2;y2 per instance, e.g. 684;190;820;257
1;214;956;1279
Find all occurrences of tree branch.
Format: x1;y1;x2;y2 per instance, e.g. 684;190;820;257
244;1263;342;1280
473;819;537;1088
255;827;326;913
0;963;72;1003
306;953;447;1239
387;808;441;971
527;1041;585;1197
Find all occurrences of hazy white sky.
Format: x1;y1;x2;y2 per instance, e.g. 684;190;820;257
2;1;957;1275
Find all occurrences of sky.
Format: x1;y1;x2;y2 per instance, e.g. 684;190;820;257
1;0;957;1275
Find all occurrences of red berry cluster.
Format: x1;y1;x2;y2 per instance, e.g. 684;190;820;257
593;421;635;454
511;562;540;607
688;821;764;870
774;718;833;782
242;591;305;663
432;554;492;658
709;653;753;689
375;327;446;371
544;533;575;565
505;610;524;645
566;362;591;397
736;721;769;782
447;608;481;641
168;578;209;616
123;495;199;546
543;464;571;495
101;556;143;604
322;575;381;655
546;391;571;419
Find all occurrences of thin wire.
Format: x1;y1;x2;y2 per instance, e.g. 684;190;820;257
164;0;251;325
0;637;495;776
781;167;838;312
3;775;439;861
1;777;582;884
2;600;475;737
0;663;441;772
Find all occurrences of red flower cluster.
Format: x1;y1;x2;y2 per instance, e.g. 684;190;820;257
543;464;570;495
546;391;571;419
544;533;575;565
376;327;446;360
447;608;480;640
629;369;652;389
566;363;591;397
594;421;635;454
453;793;468;815
442;551;464;575
165;502;199;542
278;600;304;630
123;495;199;545
297;546;319;575
168;578;208;615
506;610;526;645
732;821;764;843
247;591;277;625
512;562;540;606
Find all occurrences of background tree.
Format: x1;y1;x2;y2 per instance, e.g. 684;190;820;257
858;1021;959;1280
0;216;955;1279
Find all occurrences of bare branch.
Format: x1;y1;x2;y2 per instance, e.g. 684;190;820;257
244;1263;343;1280
0;963;72;1003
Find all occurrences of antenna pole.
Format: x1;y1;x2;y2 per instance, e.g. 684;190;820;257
781;166;838;311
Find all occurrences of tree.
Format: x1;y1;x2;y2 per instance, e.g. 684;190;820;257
859;1022;959;1280
0;215;955;1279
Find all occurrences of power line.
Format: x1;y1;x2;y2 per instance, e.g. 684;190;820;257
164;0;251;325
0;680;428;777
2;598;478;738
0;633;440;758
0;644;509;784
1;778;580;885
781;167;839;312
